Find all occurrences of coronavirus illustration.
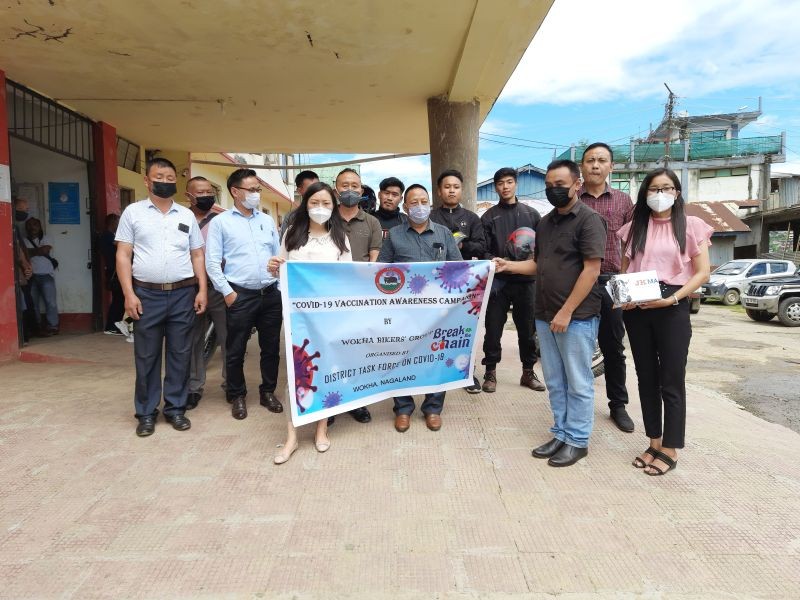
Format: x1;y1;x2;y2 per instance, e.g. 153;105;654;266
323;391;343;409
293;338;319;413
408;274;428;294
434;262;472;292
463;273;488;315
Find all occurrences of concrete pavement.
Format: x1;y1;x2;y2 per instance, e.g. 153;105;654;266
1;328;799;599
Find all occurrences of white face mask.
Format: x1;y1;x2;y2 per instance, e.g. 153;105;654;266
308;207;332;225
242;191;261;210
646;191;675;213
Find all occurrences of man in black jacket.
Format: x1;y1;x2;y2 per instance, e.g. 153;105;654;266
430;169;488;394
372;177;408;238
480;167;545;393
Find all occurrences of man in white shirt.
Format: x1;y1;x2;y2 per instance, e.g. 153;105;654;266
116;157;207;437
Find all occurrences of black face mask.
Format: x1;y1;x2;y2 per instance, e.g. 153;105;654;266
545;186;572;208
15;210;28;222
338;190;361;207
195;196;215;211
151;181;177;199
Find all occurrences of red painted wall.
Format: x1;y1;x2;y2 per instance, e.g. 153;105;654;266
0;70;20;361
92;121;120;323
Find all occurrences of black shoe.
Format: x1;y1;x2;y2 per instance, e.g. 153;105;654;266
186;392;202;411
165;413;191;431
136;416;156;437
465;377;482;394
531;438;564;459
610;406;635;433
232;396;247;420
259;391;283;413
548;444;588;467
327;416;335;426
349;406;371;423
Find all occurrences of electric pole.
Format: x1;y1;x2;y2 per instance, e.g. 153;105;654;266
663;83;676;168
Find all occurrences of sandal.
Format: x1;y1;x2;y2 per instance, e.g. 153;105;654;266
644;450;677;476
632;446;660;468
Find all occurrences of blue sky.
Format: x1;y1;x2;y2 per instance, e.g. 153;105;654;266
305;0;800;189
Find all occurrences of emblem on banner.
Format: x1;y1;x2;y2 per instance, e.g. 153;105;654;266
375;266;406;294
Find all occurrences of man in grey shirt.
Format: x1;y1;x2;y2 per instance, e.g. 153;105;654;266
378;184;461;433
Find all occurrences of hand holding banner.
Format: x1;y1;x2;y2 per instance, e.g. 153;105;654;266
280;260;494;426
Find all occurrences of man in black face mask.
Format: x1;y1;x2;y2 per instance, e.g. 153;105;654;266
494;159;607;467
334;167;383;424
185;176;227;410
115;158;208;437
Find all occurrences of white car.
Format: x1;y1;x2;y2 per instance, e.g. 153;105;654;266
700;259;796;306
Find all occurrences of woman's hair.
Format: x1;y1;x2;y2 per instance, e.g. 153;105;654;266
284;181;349;255
25;217;43;240
624;168;687;259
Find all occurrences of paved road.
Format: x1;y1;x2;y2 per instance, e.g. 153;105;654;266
686;302;800;433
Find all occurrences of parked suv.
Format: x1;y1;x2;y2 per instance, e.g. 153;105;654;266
701;259;795;305
741;267;800;326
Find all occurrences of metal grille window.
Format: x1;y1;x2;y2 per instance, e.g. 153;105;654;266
5;79;94;162
117;136;141;172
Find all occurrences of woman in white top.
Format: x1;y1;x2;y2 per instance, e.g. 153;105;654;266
268;182;352;464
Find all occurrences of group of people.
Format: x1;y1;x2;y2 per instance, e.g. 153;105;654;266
116;141;711;475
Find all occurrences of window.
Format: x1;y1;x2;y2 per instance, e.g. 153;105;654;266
747;263;767;277
690;130;727;144
769;262;789;274
610;172;630;194
117;137;141;173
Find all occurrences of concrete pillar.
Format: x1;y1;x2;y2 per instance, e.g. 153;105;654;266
427;96;479;211
91;121;120;327
0;69;20;361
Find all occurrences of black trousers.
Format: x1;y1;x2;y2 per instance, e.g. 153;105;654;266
598;274;629;409
225;283;282;400
133;285;196;419
622;288;691;448
482;280;537;371
105;277;125;331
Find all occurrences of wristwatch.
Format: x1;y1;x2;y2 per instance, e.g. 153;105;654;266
672;294;679;305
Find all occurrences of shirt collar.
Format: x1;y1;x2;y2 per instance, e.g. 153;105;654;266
406;220;433;233
231;205;259;219
552;200;583;221
145;198;178;213
579;183;611;199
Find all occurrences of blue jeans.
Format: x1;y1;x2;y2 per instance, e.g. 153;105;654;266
535;317;599;448
393;392;445;416
30;274;59;328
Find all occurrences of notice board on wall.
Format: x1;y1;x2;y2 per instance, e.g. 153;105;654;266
48;182;80;225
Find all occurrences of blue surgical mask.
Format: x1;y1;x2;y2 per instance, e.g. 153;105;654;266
408;204;431;224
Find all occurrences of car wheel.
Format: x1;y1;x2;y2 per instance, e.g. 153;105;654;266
690;298;701;314
722;289;740;306
745;309;775;322
777;297;800;327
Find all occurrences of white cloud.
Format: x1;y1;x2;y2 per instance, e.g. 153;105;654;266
501;0;800;105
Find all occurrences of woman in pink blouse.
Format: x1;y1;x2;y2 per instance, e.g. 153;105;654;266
616;168;711;476
268;182;352;464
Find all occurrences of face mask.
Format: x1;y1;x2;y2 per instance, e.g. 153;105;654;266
408;204;431;225
308;207;332;225
195;195;215;211
242;191;261;210
545;186;572;208
151;181;177;199
338;190;361;207
646;191;675;213
15;210;28;222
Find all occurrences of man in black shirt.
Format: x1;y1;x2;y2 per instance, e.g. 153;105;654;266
480;167;545;393
495;159;606;467
372;177;407;237
431;169;487;394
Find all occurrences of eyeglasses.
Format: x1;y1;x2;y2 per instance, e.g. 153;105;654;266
647;185;676;194
235;186;262;194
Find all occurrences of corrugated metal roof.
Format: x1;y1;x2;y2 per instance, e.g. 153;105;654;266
685;201;750;234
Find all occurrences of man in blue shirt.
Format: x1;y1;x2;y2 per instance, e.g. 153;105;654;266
378;184;461;433
206;169;283;420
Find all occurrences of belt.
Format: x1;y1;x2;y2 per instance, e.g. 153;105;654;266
133;277;197;291
598;273;619;283
229;281;278;296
